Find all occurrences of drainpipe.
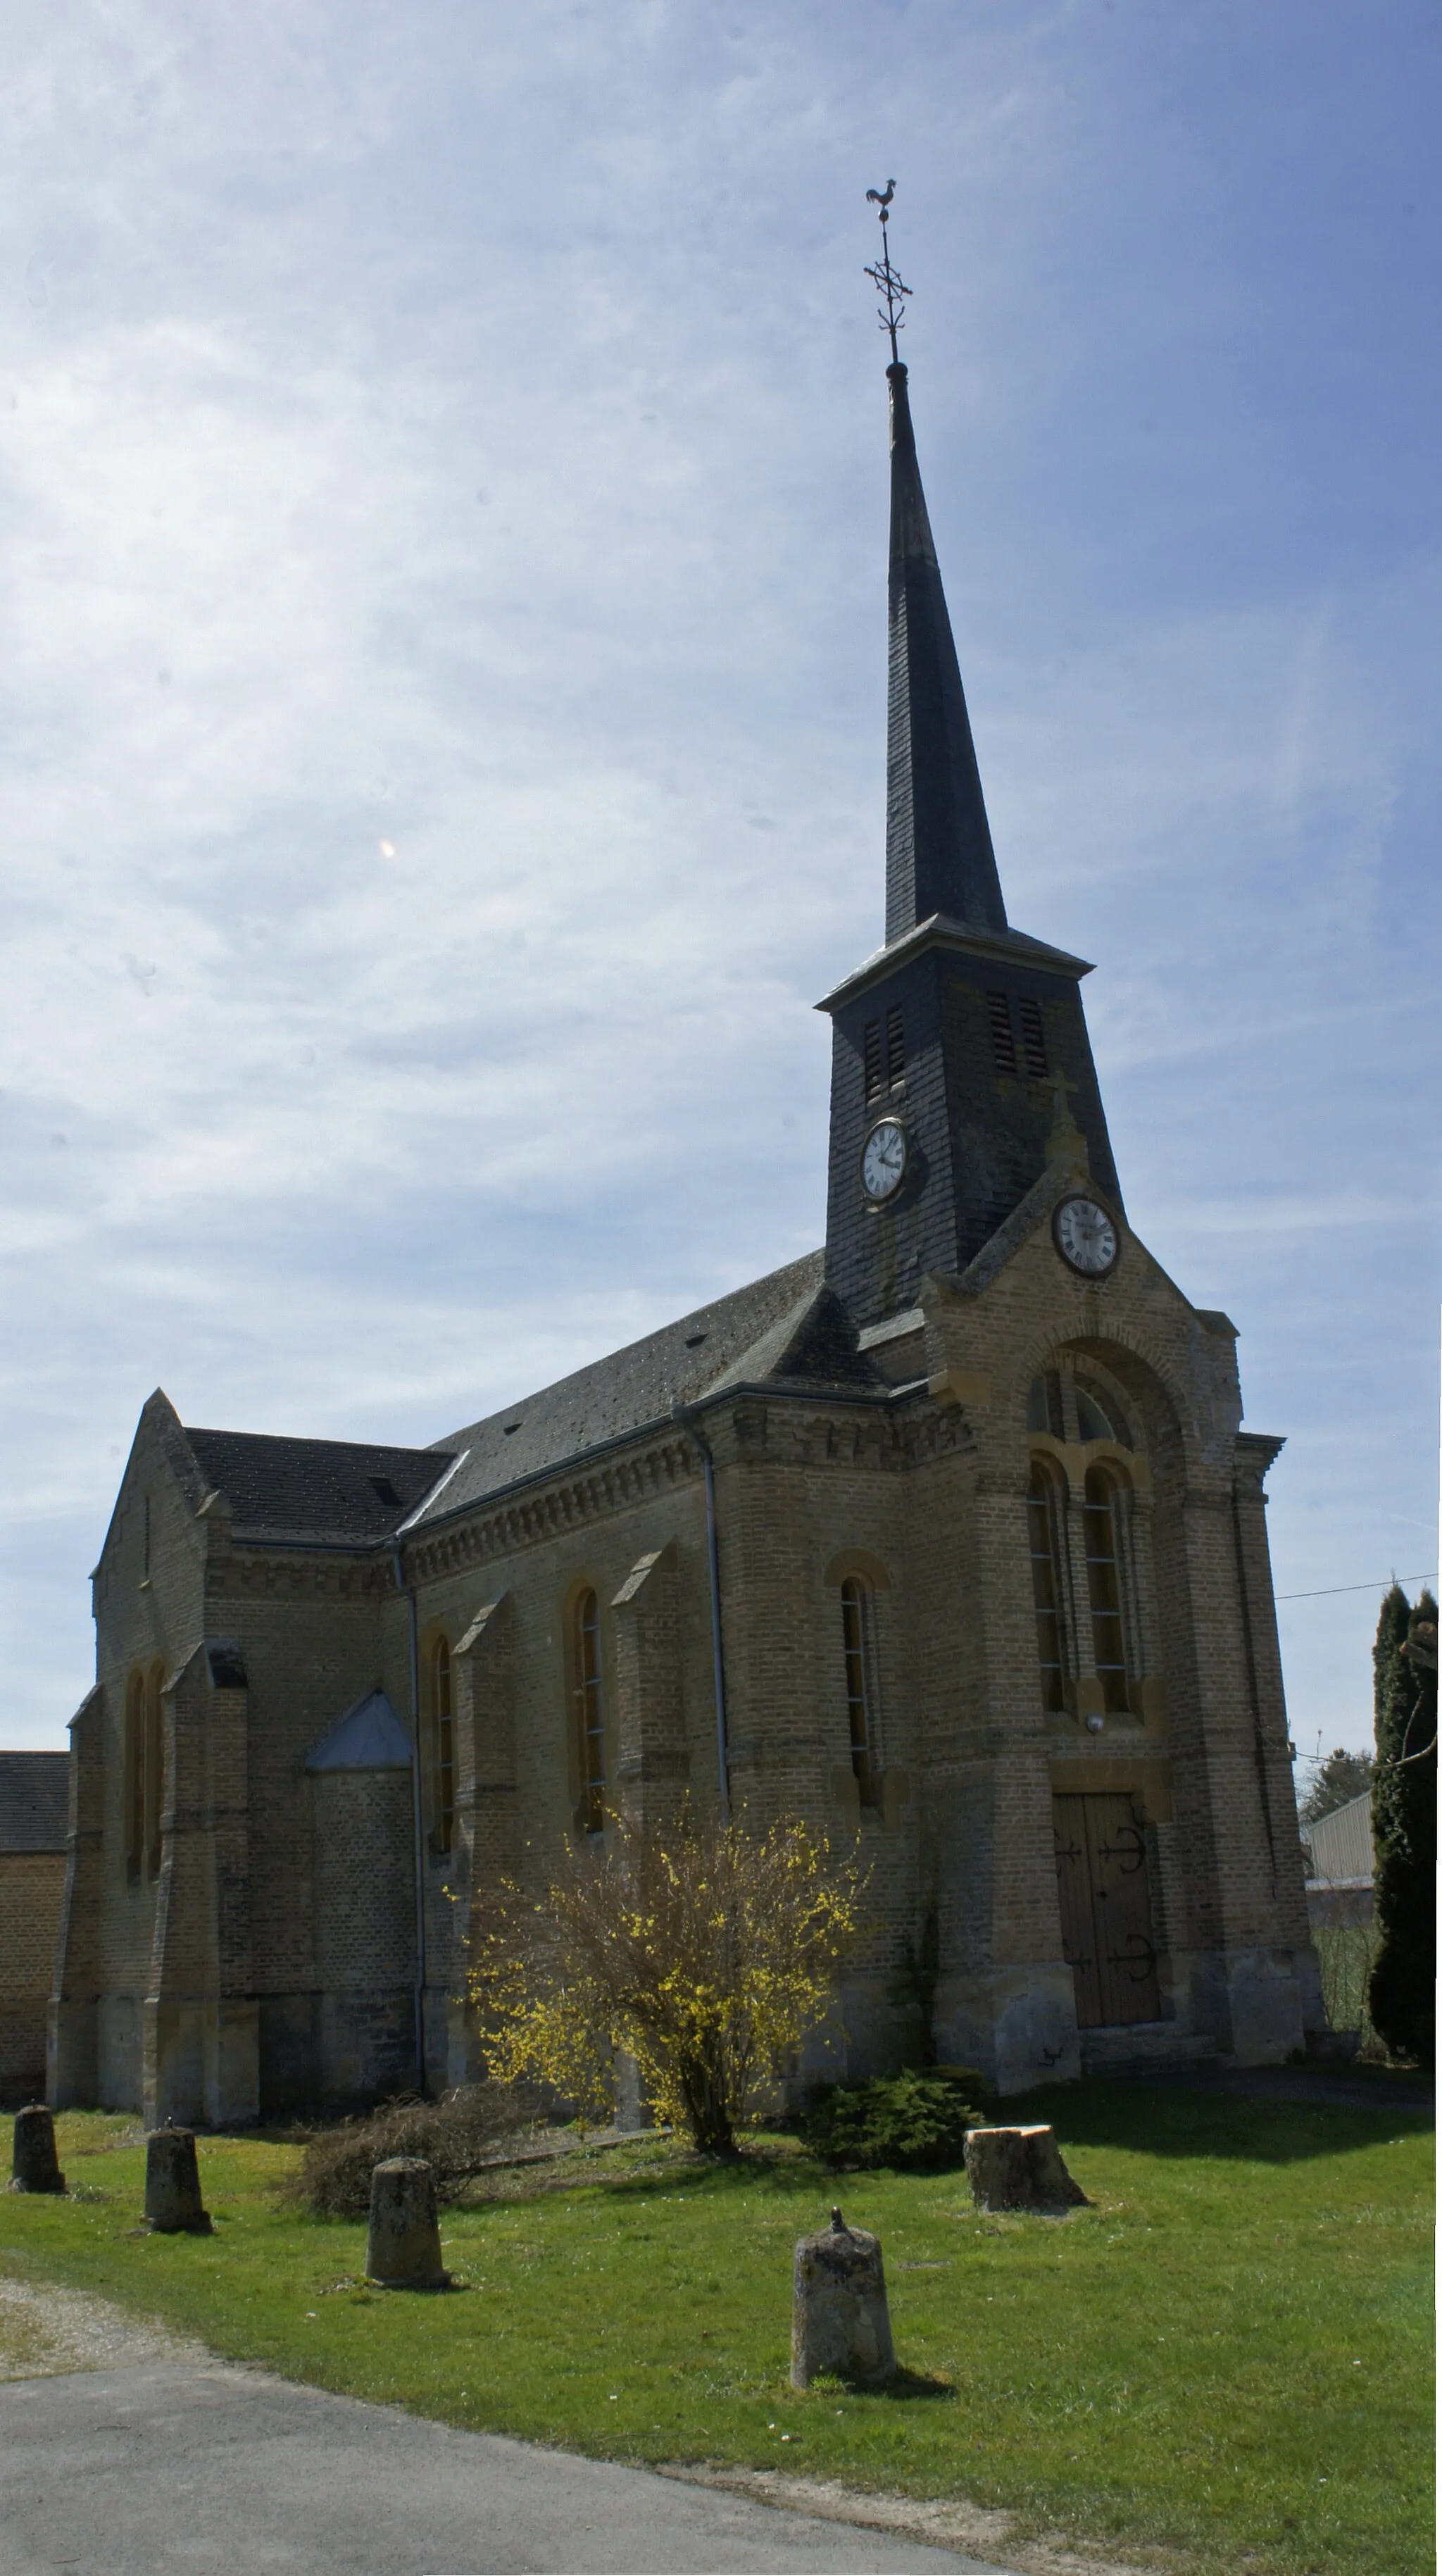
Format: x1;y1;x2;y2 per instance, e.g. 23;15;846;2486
393;1543;428;2093
672;1406;729;1823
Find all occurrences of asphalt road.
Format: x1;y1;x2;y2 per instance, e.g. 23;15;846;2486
0;2360;1015;2575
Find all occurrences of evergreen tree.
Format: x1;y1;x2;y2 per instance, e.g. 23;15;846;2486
1368;1585;1438;2067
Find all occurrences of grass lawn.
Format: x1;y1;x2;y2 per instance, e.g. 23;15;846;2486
1;2081;1431;2576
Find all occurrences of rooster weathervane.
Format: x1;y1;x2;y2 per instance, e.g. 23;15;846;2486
864;178;911;363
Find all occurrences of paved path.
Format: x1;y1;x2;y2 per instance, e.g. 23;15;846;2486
1132;2063;1434;2113
0;2358;1017;2575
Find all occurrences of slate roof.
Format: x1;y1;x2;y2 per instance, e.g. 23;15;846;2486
415;1250;882;1529
0;1751;69;1852
306;1690;413;1772
883;362;1007;943
168;1254;886;1556
182;1429;456;1549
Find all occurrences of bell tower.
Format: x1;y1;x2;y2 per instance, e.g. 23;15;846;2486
822;210;1121;1330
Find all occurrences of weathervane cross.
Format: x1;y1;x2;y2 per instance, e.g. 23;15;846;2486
863;179;911;362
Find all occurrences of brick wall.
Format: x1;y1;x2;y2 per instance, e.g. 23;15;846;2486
0;1852;66;2103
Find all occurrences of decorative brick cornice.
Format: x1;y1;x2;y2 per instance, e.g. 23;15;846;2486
1233;1431;1286;1488
401;1391;969;1582
404;1434;698;1583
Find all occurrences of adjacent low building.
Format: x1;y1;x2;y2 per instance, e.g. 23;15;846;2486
0;1752;70;2105
1300;1793;1375;1930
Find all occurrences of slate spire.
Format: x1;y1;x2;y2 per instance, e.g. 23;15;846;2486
884;361;1007;942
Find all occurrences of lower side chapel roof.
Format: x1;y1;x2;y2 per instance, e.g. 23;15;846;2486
181;1427;459;1549
0;1751;70;1851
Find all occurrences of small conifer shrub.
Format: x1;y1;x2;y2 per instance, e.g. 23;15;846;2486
801;2065;988;2170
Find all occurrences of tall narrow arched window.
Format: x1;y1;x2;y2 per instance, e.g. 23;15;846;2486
1027;1460;1068;1713
142;1665;164;1875
124;1673;145;1876
1083;1466;1131;1713
839;1577;879;1808
573;1589;606;1834
432;1638;454;1854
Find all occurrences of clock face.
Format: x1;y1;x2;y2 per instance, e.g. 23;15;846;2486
860;1117;908;1203
1053;1195;1119;1277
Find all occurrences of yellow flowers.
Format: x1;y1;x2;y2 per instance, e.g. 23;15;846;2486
468;1804;866;2156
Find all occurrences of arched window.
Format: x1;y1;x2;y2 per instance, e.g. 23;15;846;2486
124;1673;145;1876
1027;1460;1068;1713
142;1665;164;1876
1026;1372;1065;1438
1083;1465;1131;1713
432;1638;455;1854
839;1577;879;1808
573;1589;606;1834
1075;1373;1130;1448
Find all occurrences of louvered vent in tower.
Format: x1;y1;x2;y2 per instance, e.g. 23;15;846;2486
863;1020;884;1102
986;991;1017;1075
1019;997;1048;1080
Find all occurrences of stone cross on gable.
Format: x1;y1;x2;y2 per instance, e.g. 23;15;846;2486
1046;1073;1091;1177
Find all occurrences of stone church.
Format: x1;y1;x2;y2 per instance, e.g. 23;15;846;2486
50;348;1324;2127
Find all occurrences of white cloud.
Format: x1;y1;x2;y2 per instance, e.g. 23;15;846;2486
2;0;1438;1749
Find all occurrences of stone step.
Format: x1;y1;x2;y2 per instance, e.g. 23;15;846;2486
1079;2023;1220;2077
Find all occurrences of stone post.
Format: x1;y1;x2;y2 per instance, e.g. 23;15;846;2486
963;2123;1088;2211
144;2126;212;2232
365;2156;447;2287
791;2206;894;2390
10;2103;65;2195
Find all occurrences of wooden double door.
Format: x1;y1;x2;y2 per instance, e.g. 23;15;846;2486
1053;1793;1160;2027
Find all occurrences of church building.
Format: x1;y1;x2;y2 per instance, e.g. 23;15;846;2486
49;328;1324;2127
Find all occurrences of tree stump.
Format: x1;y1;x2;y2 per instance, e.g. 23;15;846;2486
791;2205;895;2389
10;2103;65;2195
144;2127;212;2233
365;2157;447;2287
963;2124;1088;2212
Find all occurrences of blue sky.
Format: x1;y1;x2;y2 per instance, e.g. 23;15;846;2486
4;0;1438;1766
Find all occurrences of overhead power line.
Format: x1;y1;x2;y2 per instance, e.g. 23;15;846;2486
1275;1574;1437;1603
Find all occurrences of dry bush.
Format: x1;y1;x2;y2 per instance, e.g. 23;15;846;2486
288;2082;541;2218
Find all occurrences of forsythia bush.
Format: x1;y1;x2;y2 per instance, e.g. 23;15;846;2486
469;1804;866;2156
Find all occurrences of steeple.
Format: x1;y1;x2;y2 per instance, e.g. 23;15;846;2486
884;361;1007;943
819;186;1122;1329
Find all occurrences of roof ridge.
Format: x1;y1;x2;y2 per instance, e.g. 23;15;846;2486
182;1425;449;1461
416;1251;827;1527
432;1250;825;1456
